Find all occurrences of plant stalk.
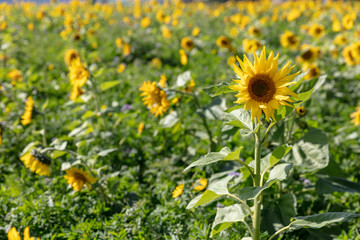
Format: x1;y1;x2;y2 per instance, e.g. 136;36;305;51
253;123;262;240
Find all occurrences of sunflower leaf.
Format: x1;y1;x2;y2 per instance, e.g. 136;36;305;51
202;82;236;97
224;108;253;131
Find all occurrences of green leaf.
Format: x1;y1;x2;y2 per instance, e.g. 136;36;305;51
211;204;249;236
291;128;329;173
294;88;313;106
274;106;294;122
202;82;236;97
100;80;120;91
289;212;360;231
224;108;253;131
202;97;227;120
186;175;233;209
238;163;292;200
97;148;118;157
184;147;242;172
269;145;292;169
160;111;179;128
315;177;360;194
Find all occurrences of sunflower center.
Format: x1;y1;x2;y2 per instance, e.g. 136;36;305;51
248;74;276;103
221;39;229;46
287;35;297;44
73;172;87;182
301;50;313;60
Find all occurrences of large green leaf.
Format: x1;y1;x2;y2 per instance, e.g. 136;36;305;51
184;147;242;172
211;204;249;236
237;163;293;200
291;128;329;173
202;82;236;97
224;108;253;134
315;177;360;194
100;80;120;91
289;212;360;231
252;145;292;173
186;175;234;209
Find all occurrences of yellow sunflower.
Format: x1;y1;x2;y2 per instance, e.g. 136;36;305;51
8;226;39;240
280;31;299;49
69;85;84;101
68;59;89;87
194;178;207;191
172;183;184;198
308;24;325;38
342;45;358;66
216;36;231;49
64;49;80;66
296;106;307;117
179;49;188;65
64;167;97;191
248;26;261;36
242;39;262;53
139;80;170;117
302;63;321;80
230;47;299;122
7;69;23;85
342;14;355;30
334;34;348;46
21;96;34;126
351;107;360;126
296;46;320;63
20;151;51;176
181;37;194;51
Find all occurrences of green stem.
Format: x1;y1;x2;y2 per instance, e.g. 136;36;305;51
268;225;290;240
243;220;254;238
286;116;295;143
37;111;48;147
253;122;262;240
262;122;275;143
227;193;254;217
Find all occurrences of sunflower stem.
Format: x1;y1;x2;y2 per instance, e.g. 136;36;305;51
252;121;262;240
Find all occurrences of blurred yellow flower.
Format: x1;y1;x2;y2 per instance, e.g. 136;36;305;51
194;178;207;191
192;27;200;37
141;17;151;28
351;107;360;126
68;59;89;87
334;34;348;46
21;96;34;126
159;74;167;87
117;63;126;73
308;24;325;38
242;39;262;53
280;31;299;50
64;167;97;191
70;85;84;101
185;79;195;93
230;47;299;122
172;183;184;198
342;44;358;66
179;49;188;65
116;38;123;48
20;151;51;176
181;37;194;51
248;26;261;36
64;49;80;66
161;26;172;39
7;69;23;85
216;36;231;49
8;226;39;240
151;58;162;68
27;23;34;31
123;43;131;56
227;56;236;66
296;106;307;117
138;122;145;134
139;81;170;117
332;18;341;32
302;63;320;80
296;46;320;63
287;9;301;22
342;14;355;30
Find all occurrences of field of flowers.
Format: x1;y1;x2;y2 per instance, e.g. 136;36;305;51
1;0;360;239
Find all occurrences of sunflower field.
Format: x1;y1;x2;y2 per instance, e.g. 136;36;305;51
1;0;360;239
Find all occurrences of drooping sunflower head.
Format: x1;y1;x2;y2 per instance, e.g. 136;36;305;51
64;49;80;66
20;150;51;176
64;167;97;191
216;36;231;49
139;80;170;117
230;47;299;123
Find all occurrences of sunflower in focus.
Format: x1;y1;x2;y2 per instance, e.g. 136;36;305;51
280;31;299;49
230;47;299;122
64;49;80;66
172;183;184;198
21;96;34;126
181;37;194;50
216;36;231;49
68;59;89;87
20;150;51;176
64;167;97;191
351;107;360;126
8;226;39;240
139;80;170;117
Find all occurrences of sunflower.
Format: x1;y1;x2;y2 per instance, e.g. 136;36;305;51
280;31;299;49
8;226;39;240
334;34;348;46
139;80;170;117
138;122;145;134
179;49;188;65
248;26;261;36
161;26;172;39
68;59;89;87
64;49;80;66
296;46;320;63
308;24;325;38
302;63;321;80
21;96;34;126
141;17;151;28
342;45;358;66
332;18;341;32
7;69;23;85
172;183;184;198
123;43;131;56
216;36;231;49
342;14;354;30
192;27;200;37
296;106;307;117
69;85;84;100
242;39;262;53
181;37;194;50
115;37;123;48
20;150;51;176
351;107;360;126
64;167;97;191
230;47;299;122
194;178;207;191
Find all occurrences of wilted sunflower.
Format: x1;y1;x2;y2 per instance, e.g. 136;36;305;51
68;59;89;87
216;36;231;49
139;80;170;117
20;150;51;176
8;226;39;240
64;167;97;191
21;96;34;126
230;47;299;122
351;107;360;126
64;49;80;66
172;183;184;198
280;31;299;49
181;37;194;50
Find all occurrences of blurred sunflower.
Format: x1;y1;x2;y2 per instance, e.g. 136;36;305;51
139;81;170;117
230;47;299;122
68;59;89;87
302;63;321;80
308;24;325;38
342;14;355;30
242;39;262;53
181;37;194;50
192;27;200;37
280;31;299;49
138;122;145;134
64;49;80;66
296;46;320;63
64;167;97;191
141;17;151;28
172;183;184;198
334;34;348;46
216;36;231;49
194;178;207;191
351;107;360;126
342;45;358;65
248;26;261;36
70;85;84;101
8;226;39;240
117;63;126;73
7;69;23;85
20;150;51;176
21;96;34;126
179;49;188;65
123;43;131;56
296;106;307;117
